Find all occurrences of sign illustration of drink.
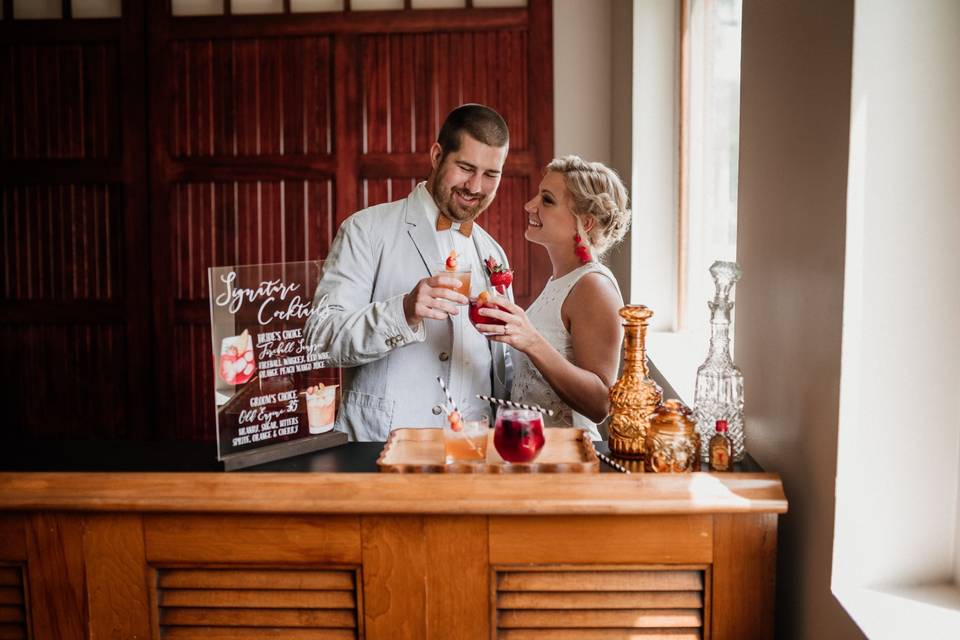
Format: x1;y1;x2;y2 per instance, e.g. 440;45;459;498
442;411;489;464
493;408;545;463
305;384;338;434
218;329;256;385
435;250;471;304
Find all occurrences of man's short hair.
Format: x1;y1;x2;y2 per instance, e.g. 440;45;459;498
437;104;509;159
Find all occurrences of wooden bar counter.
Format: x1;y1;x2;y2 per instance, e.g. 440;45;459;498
0;441;786;639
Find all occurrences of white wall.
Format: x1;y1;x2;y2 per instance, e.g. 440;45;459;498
553;0;613;164
606;0;634;301
832;1;960;637
554;0;683;400
735;0;865;638
553;0;636;301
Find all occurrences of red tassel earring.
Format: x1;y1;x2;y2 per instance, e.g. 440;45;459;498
573;233;591;264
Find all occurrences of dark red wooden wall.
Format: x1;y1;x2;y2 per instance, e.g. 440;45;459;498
2;0;553;441
1;2;152;440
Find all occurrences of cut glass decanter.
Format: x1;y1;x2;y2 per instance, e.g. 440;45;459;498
693;261;746;462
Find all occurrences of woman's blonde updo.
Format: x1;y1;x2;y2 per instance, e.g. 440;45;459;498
546;155;631;257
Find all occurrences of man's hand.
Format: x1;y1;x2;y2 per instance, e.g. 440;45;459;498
402;275;469;327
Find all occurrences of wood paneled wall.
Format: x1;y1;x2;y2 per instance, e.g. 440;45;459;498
1;2;151;440
1;1;554;441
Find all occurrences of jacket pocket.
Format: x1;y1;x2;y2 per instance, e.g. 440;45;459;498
337;390;396;442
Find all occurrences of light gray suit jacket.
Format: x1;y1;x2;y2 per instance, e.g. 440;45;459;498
304;185;512;441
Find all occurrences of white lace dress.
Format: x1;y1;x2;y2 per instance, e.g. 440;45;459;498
510;262;621;441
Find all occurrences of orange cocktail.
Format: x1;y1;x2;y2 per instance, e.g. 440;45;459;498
434;251;471;304
442;414;489;464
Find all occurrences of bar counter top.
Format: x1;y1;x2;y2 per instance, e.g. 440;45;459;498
0;439;786;516
0;440;787;638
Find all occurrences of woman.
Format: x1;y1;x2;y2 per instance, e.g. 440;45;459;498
476;155;631;440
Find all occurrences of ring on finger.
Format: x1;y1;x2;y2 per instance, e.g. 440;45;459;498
502;324;509;335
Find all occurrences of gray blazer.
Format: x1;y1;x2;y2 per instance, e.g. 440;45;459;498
305;185;512;441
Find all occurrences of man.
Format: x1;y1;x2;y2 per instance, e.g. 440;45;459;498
305;104;512;441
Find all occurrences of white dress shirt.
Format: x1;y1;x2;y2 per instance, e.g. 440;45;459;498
415;184;493;421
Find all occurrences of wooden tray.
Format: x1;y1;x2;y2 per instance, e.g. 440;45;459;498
377;428;599;473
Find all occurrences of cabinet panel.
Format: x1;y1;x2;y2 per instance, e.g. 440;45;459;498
144;514;362;564
489;515;713;565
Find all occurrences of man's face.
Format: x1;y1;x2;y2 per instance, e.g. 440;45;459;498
427;133;508;223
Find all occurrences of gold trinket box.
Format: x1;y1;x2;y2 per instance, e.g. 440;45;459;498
644;400;701;473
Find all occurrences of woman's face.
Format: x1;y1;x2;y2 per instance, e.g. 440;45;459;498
524;171;580;247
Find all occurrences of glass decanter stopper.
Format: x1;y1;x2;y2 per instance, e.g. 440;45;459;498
693;261;746;462
608;305;663;459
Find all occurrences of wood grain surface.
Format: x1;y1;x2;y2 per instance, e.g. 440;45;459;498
24;513;87;640
83;514;151;639
361;515;426;639
0;516;24;563
490;515;713;564
424;516;489;638
144;514;361;564
0;472;788;515
711;513;778;639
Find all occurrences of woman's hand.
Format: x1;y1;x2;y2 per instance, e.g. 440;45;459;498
475;297;544;355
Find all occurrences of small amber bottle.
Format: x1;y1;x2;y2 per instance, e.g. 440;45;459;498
709;420;733;471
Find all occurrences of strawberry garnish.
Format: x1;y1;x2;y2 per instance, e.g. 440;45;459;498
490;269;513;294
445;250;458;271
484;255;513;294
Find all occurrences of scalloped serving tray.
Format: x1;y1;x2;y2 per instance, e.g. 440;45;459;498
377;427;599;473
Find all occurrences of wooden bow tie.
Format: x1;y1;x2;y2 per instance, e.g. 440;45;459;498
436;215;473;238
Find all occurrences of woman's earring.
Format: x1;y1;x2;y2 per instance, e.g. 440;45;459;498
573;233;591;264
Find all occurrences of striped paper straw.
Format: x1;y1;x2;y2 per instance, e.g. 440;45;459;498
475;394;555;417
436;376;459;415
597;451;631;474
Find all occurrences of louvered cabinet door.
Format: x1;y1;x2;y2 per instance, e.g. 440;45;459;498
495;567;705;640
0;566;28;640
0;515;28;640
144;514;364;639
157;568;360;639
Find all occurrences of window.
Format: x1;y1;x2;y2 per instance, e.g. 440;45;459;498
681;0;741;330
632;0;742;403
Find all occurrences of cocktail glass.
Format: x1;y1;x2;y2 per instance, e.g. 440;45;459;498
493;408;545;463
306;384;338;434
442;414;489;464
434;262;472;304
468;296;508;331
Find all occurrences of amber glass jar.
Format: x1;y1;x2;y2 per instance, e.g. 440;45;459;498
644;400;701;473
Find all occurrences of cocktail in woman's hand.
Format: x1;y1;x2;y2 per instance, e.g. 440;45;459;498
469;290;508;332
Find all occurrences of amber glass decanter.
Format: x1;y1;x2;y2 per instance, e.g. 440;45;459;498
608;305;663;459
693;261;746;462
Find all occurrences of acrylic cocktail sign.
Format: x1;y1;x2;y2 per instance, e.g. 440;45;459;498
208;260;346;470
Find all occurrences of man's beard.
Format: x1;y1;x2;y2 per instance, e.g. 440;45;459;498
433;184;492;223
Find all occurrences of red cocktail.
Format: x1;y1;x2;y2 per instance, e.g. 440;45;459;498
494;408;545;463
469;296;507;329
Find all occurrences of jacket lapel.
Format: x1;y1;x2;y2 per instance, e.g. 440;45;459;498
405;186;442;278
